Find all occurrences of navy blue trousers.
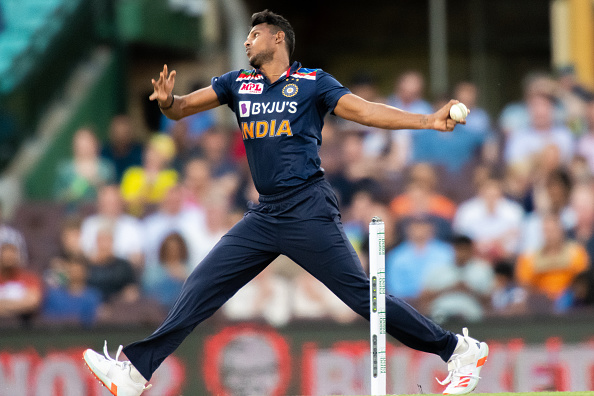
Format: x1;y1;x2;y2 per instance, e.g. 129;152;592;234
123;178;457;379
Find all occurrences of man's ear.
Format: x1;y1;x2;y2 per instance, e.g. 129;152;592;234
275;30;285;44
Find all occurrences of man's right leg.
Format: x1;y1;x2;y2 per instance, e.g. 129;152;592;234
84;211;280;392
123;230;279;380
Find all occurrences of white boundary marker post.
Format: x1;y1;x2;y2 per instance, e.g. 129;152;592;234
369;216;386;395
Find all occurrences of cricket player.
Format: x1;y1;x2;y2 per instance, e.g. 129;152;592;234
84;10;488;396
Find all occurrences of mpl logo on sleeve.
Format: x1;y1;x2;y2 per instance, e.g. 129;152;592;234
238;82;264;94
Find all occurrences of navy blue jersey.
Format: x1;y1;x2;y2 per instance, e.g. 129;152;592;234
211;61;350;195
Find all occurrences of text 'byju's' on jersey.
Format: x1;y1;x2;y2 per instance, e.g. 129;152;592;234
238;101;298;117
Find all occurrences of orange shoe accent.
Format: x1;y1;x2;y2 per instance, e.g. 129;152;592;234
83;355;117;396
477;356;487;367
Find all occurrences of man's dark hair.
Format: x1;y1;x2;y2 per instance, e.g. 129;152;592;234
451;234;473;247
251;10;295;57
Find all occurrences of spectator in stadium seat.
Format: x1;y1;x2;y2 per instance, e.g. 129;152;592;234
516;213;590;301
120;134;179;217
568;182;594;264
521;168;576;252
142;184;205;270
385;71;434;169
86;225;138;303
44;216;85;289
142;232;189;309
390;163;457;222
386;215;455;299
490;261;528;316
504;93;575;166
0;201;28;264
556;65;591;135
181;158;212;212
80;185;144;270
453;177;524;261
342;179;392;254
223;265;291;327
100;115;143;183
419;235;494;324
412;82;495;172
292;264;358;324
498;72;562;136
0;243;42;324
197;127;238;178
555;267;594;312
54;127;116;207
187;186;236;270
41;254;101;327
577;99;594;173
169;120;203;173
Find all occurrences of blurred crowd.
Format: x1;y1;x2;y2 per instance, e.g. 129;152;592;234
1;66;594;329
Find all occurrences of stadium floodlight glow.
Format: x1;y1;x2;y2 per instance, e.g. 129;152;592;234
369;216;386;395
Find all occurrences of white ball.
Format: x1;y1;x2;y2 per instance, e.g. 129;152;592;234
449;103;468;122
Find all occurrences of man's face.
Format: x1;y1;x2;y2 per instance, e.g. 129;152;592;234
244;24;278;68
98;186;123;217
0;245;21;271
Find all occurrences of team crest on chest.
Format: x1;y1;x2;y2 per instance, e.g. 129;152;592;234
282;83;298;98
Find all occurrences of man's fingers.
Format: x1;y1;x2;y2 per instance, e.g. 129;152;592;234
168;70;176;85
163;64;168;77
149;92;157;101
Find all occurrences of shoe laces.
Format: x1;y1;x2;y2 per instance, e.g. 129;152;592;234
436;328;480;386
436;355;480;386
103;341;152;391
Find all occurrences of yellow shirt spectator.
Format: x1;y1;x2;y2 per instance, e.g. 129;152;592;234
120;134;179;216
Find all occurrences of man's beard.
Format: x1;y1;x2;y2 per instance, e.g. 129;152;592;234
249;48;275;69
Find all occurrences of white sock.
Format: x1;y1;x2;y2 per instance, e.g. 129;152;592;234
130;365;147;384
453;334;469;355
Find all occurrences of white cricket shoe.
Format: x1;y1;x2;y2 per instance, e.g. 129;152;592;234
83;341;152;396
437;328;489;395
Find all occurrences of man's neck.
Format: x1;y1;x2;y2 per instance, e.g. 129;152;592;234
258;59;291;83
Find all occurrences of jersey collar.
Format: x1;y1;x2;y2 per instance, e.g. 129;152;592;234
255;61;301;85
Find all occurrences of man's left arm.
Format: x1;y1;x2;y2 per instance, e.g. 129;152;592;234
334;93;462;132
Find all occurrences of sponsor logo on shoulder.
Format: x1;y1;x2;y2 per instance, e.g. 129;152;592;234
238;82;264;94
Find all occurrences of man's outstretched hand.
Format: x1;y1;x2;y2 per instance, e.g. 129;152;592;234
149;64;176;106
432;99;468;132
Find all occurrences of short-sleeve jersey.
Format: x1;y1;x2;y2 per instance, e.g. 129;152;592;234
211;61;350;195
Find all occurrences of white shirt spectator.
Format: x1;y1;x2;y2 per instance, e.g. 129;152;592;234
222;270;291;327
453;196;524;255
80;214;144;262
504;125;575;165
292;273;357;323
143;206;206;269
423;258;495;323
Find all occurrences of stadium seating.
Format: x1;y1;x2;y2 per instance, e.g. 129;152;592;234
0;0;80;92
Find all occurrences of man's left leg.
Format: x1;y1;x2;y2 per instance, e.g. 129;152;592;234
280;181;488;394
282;213;457;359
